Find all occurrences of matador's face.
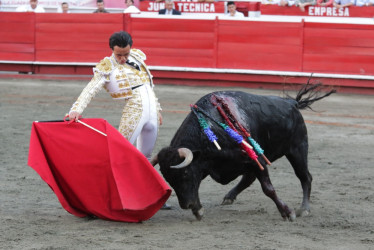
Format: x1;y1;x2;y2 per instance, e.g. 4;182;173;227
113;45;131;65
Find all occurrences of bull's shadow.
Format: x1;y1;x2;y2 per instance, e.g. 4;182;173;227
151;82;335;221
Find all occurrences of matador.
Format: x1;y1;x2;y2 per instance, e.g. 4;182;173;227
69;31;162;160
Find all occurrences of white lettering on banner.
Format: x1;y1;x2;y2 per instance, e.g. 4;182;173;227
148;2;165;11
309;7;349;16
176;3;215;12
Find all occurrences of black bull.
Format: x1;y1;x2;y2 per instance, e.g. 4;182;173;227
151;84;335;221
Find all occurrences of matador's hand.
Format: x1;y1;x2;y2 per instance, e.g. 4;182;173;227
69;111;81;122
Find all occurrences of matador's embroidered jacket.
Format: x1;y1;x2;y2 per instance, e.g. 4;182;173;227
70;48;160;114
69;49;161;140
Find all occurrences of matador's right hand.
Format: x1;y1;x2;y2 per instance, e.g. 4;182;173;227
69;111;81;122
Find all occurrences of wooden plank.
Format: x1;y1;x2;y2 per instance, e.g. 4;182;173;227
132;30;215;40
219;22;302;36
217;54;301;71
0;43;34;53
219;34;301;45
304;36;374;48
35;41;108;51
35;13;123;24
135;38;214;49
131;19;215;32
218;43;301;71
35;23;123;33
0;23;35;32
218;23;302;45
218;42;301;55
304;28;374;47
35;32;109;42
146;55;214;68
138;47;214;58
35;50;109;62
0;52;34;61
0;32;35;43
0;12;35;22
304;22;374;30
305;27;374;39
304;45;374;56
303;54;374;74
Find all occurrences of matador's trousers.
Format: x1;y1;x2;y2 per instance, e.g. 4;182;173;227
118;84;159;159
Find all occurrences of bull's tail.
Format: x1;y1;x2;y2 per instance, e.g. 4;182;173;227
292;78;336;110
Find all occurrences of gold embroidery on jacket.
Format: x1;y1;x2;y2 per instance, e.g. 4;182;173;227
95;58;112;74
110;89;133;99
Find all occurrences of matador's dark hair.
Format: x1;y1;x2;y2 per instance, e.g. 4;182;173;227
109;31;133;49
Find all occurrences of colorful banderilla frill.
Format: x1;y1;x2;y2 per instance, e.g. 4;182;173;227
211;94;271;166
190;105;221;150
193;104;264;171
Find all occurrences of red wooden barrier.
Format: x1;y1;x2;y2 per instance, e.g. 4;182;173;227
0;13;373;94
217;20;303;71
0;12;35;62
34;13;123;63
303;22;374;75
130;17;217;68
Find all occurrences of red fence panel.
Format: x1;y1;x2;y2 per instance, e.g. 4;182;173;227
34;13;123;62
0;12;35;61
1;12;374;80
130;17;217;68
303;22;374;75
217;20;303;71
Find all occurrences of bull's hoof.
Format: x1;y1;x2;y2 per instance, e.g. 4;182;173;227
282;210;296;222
296;208;310;217
288;211;296;222
221;198;235;205
192;207;204;221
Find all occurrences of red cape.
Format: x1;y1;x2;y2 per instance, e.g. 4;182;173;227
28;118;171;222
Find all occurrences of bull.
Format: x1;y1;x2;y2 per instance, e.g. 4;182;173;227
151;83;335;221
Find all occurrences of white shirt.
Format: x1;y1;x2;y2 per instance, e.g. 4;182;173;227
355;0;374;5
16;5;46;13
226;11;245;17
334;0;355;4
124;5;141;14
262;0;281;4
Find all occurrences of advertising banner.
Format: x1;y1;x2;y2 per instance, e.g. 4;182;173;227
140;1;225;13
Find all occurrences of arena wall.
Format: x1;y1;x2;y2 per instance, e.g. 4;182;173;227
0;12;373;94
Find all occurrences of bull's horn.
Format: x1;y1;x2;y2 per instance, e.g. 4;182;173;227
170;148;193;169
150;155;158;166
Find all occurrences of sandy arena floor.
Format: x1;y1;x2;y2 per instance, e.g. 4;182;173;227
0;78;373;249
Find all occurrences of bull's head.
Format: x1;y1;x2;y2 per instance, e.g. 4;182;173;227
151;147;204;220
